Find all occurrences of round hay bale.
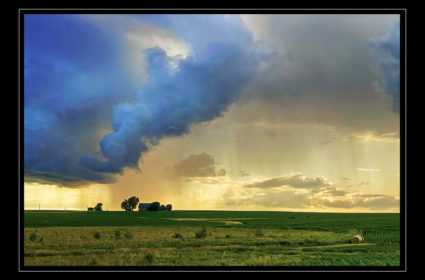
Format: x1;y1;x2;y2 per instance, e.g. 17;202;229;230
351;235;364;244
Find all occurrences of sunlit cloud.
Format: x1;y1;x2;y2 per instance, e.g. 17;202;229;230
349;131;400;143
243;173;333;190
357;168;381;172
184;172;400;212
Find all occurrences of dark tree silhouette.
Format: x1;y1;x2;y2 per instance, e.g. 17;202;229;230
121;196;139;211
148;201;161;211
94;203;103;211
121;200;130;211
128;196;139;211
166;204;172;211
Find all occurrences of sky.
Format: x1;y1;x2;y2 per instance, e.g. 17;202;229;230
23;14;401;212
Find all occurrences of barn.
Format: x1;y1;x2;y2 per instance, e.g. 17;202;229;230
138;203;152;211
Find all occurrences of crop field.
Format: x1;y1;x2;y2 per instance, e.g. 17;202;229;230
23;211;401;267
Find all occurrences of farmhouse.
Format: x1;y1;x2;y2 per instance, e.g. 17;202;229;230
138;203;152;211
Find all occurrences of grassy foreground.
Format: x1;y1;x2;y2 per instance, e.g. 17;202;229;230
23;210;400;267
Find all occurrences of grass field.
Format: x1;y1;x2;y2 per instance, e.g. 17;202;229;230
23;210;401;267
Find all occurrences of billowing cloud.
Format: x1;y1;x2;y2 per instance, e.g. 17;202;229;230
24;14;400;195
215;172;399;211
24;15;262;186
24;14;137;186
79;15;261;175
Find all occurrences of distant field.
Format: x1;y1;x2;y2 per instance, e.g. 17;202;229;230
23;210;401;267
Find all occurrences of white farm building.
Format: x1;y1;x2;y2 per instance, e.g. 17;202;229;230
138;203;152;211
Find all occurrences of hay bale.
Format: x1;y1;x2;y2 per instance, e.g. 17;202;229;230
351;235;364;244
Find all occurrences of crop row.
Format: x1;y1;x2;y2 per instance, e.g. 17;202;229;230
363;230;400;244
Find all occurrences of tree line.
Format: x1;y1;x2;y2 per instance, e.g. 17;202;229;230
147;201;172;211
87;203;103;211
88;196;172;211
121;196;172;211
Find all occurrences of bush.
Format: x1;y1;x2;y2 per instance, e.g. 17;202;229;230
195;228;207;238
144;253;154;264
29;233;39;242
173;233;183;239
124;231;133;239
94;231;101;239
254;230;264;237
114;230;121;239
94;203;103;211
225;234;231;239
87;258;98;266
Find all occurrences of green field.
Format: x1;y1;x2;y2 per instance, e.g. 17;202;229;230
23;210;401;267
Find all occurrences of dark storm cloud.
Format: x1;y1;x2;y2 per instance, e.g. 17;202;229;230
369;21;401;112
24;14;400;188
80;15;261;174
24;15;137;186
244;15;394;97
24;15;262;186
238;15;400;138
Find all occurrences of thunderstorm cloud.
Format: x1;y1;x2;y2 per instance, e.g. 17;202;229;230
24;14;401;193
24;15;262;185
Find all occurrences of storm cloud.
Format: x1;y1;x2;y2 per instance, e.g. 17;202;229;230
237;14;400;139
24;14;400;189
24;15;136;185
370;20;401;112
24;15;261;186
80;15;261;174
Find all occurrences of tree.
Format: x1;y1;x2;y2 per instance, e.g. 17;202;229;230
148;201;161;211
94;203;103;211
121;196;139;211
166;204;172;211
121;200;131;211
128;196;140;211
160;204;166;211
